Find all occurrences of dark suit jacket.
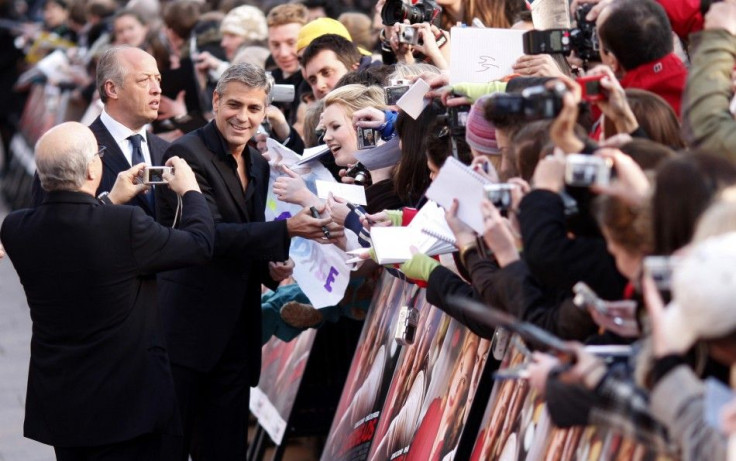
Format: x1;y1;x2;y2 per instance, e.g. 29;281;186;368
0;190;214;447
31;116;169;216
156;121;289;383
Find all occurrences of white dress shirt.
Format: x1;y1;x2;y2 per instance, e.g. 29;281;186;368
99;110;153;166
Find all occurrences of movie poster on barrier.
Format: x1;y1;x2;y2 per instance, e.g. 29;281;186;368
367;295;491;461
469;335;550;461
249;330;317;445
320;274;412;461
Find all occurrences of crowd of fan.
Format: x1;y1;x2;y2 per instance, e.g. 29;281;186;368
3;0;736;459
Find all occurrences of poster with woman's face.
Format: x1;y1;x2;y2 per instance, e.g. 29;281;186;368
321;273;411;461
367;292;491;461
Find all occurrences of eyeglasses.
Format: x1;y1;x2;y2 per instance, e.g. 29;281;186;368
94;146;106;159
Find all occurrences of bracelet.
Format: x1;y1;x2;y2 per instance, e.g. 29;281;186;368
97;191;113;205
458;240;477;268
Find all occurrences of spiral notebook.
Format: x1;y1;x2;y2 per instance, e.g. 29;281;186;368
370;226;455;265
407;201;456;246
424;157;492;234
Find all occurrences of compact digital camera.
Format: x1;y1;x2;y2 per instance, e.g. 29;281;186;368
143;166;172;185
564;154;612;187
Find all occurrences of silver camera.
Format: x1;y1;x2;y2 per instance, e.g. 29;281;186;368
385;78;411;105
483;183;515;211
270;84;295;104
394;305;419;346
643;256;679;291
357;126;379;150
143;166;172;185
572;281;608;315
564;154;611;187
398;25;420;45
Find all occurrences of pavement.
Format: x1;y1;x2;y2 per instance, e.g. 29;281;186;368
0;198;54;460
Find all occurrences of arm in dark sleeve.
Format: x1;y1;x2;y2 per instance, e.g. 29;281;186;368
492;259;598;341
519;189;626;300
426;266;494;339
159;143;290;263
281;126;305;155
131;190;214;273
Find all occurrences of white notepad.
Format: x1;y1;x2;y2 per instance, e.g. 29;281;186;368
424;157;492;234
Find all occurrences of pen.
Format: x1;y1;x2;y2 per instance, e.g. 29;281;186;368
347;202;375;225
310;206;331;239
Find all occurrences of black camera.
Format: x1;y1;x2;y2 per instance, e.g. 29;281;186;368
484;82;566;121
385;78;411;105
381;0;441;27
436;104;470;138
522;4;600;65
345;162;372;186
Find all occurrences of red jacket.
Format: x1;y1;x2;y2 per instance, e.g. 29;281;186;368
620;52;688;117
656;0;704;40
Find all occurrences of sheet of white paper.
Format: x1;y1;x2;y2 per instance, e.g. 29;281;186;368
263;138;350;308
315;180;367;205
296;145;331;165
396;78;430;120
449;27;526;84
424;157;492;234
531;0;571;30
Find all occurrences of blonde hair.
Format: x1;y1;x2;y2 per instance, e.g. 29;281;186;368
388;62;441;82
323;84;386;119
266;3;308;27
338;12;374;52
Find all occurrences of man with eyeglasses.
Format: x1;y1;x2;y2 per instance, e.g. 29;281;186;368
32;45;168;217
1;121;214;460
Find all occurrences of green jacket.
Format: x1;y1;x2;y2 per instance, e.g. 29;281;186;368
683;29;736;161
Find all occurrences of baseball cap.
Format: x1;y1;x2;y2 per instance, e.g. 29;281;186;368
296;17;371;56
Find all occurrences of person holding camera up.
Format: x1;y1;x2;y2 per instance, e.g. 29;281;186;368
31;45;169;217
1;121;214;460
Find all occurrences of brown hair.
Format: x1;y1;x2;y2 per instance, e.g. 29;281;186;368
603;89;684;149
441;0;527;30
266;3;308;28
595;194;652;255
338;12;375;52
163;0;203;40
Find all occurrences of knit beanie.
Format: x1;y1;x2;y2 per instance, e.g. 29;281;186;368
465;97;499;155
220;5;268;43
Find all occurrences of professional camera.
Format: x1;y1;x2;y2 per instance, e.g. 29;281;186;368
381;0;441;27
143;166;172;185
484;81;566;121
522;4;600;65
385;78;411;105
356;126;379;150
564;154;612;187
345;162;372;186
394;305;419;345
483;183;515;212
398;25;420;45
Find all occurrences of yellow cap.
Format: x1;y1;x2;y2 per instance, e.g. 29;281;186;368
296;17;371;56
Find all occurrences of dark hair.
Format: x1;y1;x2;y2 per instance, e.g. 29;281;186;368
298;0;342;19
618;139;675;170
598;0;673;71
335;64;394;88
594;194;652;255
652;152;736;255
394;99;447;204
113;8;146;26
511;120;553;181
426;120;472;170
300;34;361;71
626;89;684;149
163;0;203;40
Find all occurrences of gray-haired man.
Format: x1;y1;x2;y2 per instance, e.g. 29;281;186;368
155;63;341;460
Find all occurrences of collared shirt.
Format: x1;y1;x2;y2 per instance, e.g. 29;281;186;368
100;109;153;166
212;122;256;220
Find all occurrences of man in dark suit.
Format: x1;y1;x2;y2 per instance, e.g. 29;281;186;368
1;121;215;460
32;45;168;216
156;63;340;460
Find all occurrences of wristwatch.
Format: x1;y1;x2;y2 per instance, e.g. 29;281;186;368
97;191;113;205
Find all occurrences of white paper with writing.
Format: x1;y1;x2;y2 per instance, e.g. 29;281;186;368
449;27;526;84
